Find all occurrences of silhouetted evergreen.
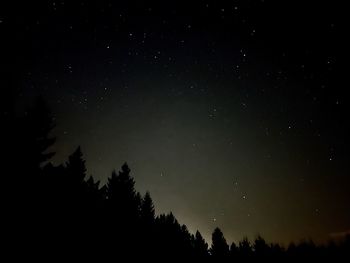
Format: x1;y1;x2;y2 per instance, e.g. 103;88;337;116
193;230;209;259
66;146;86;183
140;191;155;224
229;241;239;259
253;235;269;257
106;163;141;221
238;237;253;260
211;227;230;259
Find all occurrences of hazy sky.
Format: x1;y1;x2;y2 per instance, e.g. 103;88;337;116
6;0;349;245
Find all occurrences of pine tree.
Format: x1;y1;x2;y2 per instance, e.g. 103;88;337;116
254;235;269;257
86;176;104;204
211;227;229;258
64;146;89;208
106;163;139;220
14;97;56;215
193;230;208;258
239;237;252;259
25;96;56;169
140;191;155;224
230;241;238;259
66;146;87;184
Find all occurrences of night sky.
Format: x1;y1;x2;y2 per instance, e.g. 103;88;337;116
3;1;349;245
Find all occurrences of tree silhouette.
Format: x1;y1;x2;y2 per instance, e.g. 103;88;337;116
239;236;253;260
140;191;155;224
106;163;140;221
230;241;238;259
193;230;209;258
85;175;105;211
24;96;56;170
5;97;58;258
153;212;196;258
63;145;90;212
253;235;270;257
211;227;229;259
104;163;142;257
66;146;87;183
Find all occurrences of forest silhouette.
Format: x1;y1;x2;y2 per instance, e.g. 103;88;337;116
2;94;349;261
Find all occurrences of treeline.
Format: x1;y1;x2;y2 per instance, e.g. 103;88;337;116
2;97;349;261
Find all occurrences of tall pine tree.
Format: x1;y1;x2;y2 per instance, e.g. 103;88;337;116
140;191;155;224
193;230;209;258
211;227;229;258
106;163;140;221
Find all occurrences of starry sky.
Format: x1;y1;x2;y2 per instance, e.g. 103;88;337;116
3;0;349;245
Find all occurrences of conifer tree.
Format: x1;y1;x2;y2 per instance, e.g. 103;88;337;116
211;227;229;258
